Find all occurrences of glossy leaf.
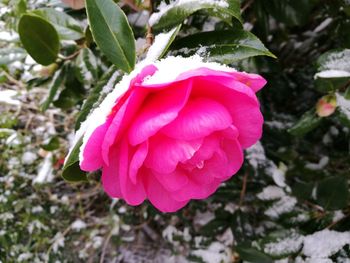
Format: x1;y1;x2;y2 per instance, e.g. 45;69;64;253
288;110;322;137
86;0;135;72
236;243;273;263
32;8;84;40
74;48;98;86
316;176;349;210
62;137;87;182
171;30;276;63
41;67;66;111
75;66;121;130
18;14;60;66
150;0;242;31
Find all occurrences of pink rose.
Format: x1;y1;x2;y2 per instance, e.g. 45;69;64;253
62;0;85;9
77;57;266;212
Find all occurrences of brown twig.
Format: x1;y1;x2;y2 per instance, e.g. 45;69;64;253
99;230;114;263
145;0;154;47
239;171;248;207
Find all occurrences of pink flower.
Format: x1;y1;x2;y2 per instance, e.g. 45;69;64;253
62;0;85;9
77;57;266;212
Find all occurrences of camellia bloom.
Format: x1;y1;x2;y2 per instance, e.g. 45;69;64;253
74;56;266;212
62;0;85;9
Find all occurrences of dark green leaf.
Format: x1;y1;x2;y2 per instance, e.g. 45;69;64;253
75;66;121;130
32;8;84;40
288;110;322;137
236;243;273;263
151;0;242;31
86;0;135;72
171;30;276;63
316;176;349;210
74;48;98;86
18;14;60;65
41;136;60;151
62;137;87;182
41;67;66;111
146;25;181;61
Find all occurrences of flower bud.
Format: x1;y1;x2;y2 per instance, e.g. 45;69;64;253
316;95;337;117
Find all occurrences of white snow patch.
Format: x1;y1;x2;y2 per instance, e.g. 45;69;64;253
22;152;37;165
257;186;286;201
144;55;233;85
71;219;87;231
145;27;178;62
34;153;54;184
302;229;350;259
264;232;304;257
265;196;297;218
305;156;329;170
337;93;350;120
315;69;350;78
192;242;232;263
149;0;229;26
0;89;21;106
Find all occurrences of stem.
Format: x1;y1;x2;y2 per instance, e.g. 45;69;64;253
239;171;248;207
146;0;154;46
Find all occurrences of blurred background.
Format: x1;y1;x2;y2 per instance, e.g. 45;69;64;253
0;0;350;262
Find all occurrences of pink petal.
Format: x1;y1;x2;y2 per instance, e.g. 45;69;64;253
80;122;109;171
221;136;244;179
100;65;158;165
129;141;148;184
143;171;189;212
101;147;122;198
145;134;202;174
191;77;263;148
161;98;232;140
118;139;146;206
229;71;267;92
154;169;188;192
128;80;192;146
171;171;222;202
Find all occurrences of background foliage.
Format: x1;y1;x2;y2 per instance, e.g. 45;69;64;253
0;0;350;262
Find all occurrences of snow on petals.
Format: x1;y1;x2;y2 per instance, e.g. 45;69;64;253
74;56;266;212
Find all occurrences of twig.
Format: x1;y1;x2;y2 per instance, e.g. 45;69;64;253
239;171;248;207
99;230;113;263
2;71;25;89
327;212;350;229
146;0;154;47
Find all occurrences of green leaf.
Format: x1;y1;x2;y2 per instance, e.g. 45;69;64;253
18;14;60;66
32;8;84;40
74;48;98;86
41;136;60;151
86;0;136;72
171;30;276;63
314;49;350;91
316;176;349;210
288;110;322;137
62;137;87;182
150;0;242;31
146;25;181;61
0;47;26;65
41;67;66;111
235;243;273;263
75;66;121;130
